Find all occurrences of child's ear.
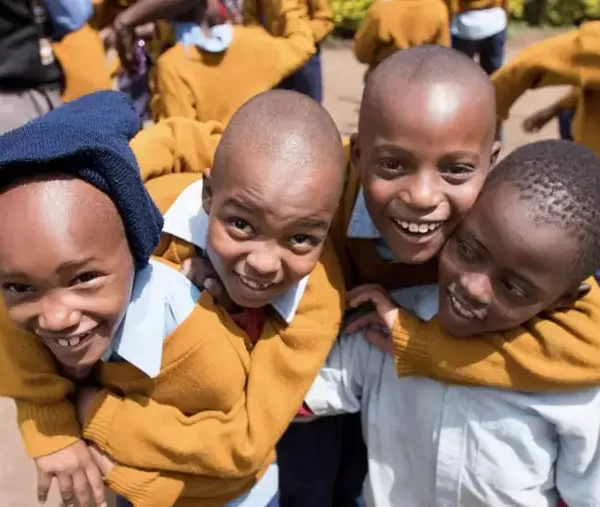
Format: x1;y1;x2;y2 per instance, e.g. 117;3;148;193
549;282;591;312
350;133;360;171
202;171;213;215
490;140;502;169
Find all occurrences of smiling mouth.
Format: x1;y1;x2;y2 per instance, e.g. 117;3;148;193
392;218;442;235
235;273;274;292
55;328;96;348
446;289;485;322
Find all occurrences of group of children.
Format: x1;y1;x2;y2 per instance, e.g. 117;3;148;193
0;36;600;507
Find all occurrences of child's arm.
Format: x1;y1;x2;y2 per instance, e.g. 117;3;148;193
549;387;600;504
392;278;600;390
307;0;334;44
82;241;344;477
522;88;580;133
492;24;600;121
353;6;381;66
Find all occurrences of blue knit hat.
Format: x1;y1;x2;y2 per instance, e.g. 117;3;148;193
0;91;163;268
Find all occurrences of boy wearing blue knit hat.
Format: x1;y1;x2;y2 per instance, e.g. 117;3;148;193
0;89;347;507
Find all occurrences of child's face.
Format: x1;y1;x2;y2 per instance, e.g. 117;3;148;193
203;151;341;309
438;182;582;337
353;82;498;264
0;177;135;371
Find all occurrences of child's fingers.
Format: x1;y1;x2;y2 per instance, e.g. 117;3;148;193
348;288;395;313
56;472;75;505
346;283;386;302
71;470;91;507
85;463;107;507
344;312;383;334
364;329;394;356
36;469;52;503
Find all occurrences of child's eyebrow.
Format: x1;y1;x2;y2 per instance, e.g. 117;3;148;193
222;197;256;214
295;218;330;231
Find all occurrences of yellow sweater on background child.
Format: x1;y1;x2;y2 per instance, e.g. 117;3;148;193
492;21;600;155
151;0;315;124
0;116;345;506
353;0;450;70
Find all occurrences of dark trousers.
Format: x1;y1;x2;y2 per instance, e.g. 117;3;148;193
277;413;368;507
116;497;133;507
277;45;323;103
451;29;507;75
558;108;575;141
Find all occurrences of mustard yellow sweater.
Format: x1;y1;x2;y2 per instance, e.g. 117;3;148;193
329;142;600;390
492;22;600;156
244;0;334;43
353;0;450;70
52;23;113;102
0;119;344;506
151;0;315;125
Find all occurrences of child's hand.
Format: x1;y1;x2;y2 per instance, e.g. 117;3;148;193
522;106;556;133
35;440;106;506
345;284;399;335
180;256;234;311
89;444;116;477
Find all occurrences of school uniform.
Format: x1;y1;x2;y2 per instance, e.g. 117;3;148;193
305;284;600;507
447;0;507;75
151;0;315;124
353;0;450;72
492;22;600;156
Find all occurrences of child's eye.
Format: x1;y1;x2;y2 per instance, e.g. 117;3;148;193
442;164;475;175
457;239;477;261
226;218;254;234
72;272;101;285
2;282;35;294
377;159;408;173
502;280;527;300
289;234;320;249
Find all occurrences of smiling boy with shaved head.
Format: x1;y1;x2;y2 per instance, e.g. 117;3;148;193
0;89;347;507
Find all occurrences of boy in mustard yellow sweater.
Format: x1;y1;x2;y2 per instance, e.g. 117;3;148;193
151;0;316;124
276;44;600;506
492;21;600;156
0;89;347;507
353;0;450;73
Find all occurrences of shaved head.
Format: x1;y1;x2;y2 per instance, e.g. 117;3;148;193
360;45;496;140
213;89;345;197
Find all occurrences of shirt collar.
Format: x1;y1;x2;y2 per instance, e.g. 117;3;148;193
102;259;200;377
174;22;233;53
389;284;439;322
347;187;382;239
162;178;308;324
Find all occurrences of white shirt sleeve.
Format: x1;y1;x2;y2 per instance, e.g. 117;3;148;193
304;331;381;416
533;387;600;506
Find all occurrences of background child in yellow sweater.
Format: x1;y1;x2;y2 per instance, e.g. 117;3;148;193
353;0;450;73
151;0;316;124
492;21;600;157
0;90;347;506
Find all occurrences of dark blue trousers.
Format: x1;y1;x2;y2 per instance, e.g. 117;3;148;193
277;45;323;103
558;108;575;141
451;29;507;75
277;413;367;507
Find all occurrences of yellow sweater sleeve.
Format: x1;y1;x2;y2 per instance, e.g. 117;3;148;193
82;241;344;477
492;24;600;119
435;8;451;47
0;310;80;457
243;0;261;26
308;0;334;43
392;277;600;390
556;87;581;111
353;7;381;65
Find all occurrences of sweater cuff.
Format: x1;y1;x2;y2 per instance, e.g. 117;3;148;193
16;400;81;458
391;311;432;378
82;390;123;452
106;465;184;507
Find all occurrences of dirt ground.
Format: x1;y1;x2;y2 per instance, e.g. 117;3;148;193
0;26;571;507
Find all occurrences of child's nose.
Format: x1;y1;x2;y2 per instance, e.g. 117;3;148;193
460;272;492;307
246;247;281;276
37;299;81;333
403;172;443;210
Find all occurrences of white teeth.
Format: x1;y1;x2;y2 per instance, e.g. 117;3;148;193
58;339;69;347
69;336;80;346
240;277;270;290
394;219;441;235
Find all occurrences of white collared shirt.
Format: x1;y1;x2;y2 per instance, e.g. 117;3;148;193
174;22;233;53
450;7;507;40
161;178;309;325
102;259;200;378
306;285;600;507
